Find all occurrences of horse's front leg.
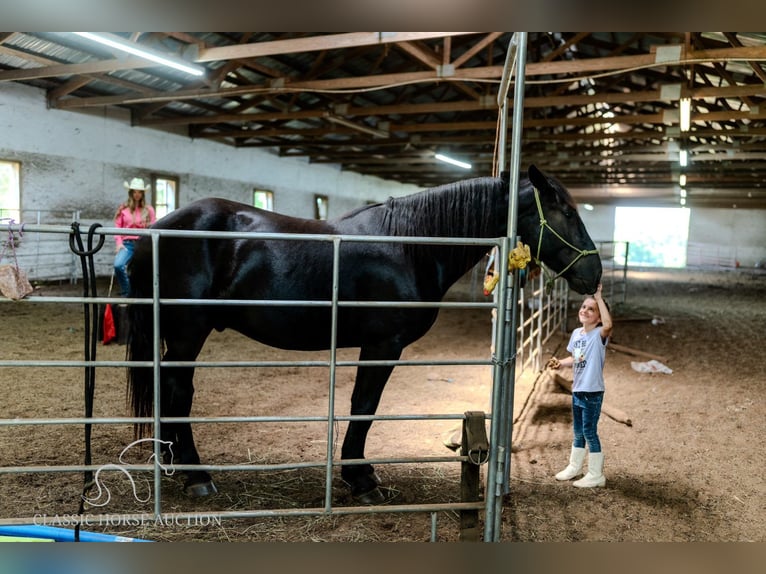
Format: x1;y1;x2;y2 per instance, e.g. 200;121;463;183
161;363;217;497
341;343;403;504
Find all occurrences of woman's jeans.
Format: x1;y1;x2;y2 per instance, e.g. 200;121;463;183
571;391;604;453
114;240;135;297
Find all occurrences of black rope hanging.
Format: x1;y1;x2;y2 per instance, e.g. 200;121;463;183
68;222;105;542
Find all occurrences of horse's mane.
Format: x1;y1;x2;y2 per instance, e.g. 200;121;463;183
383;176;502;239
381;176;504;272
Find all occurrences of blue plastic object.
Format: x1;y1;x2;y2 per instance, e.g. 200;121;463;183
0;524;151;542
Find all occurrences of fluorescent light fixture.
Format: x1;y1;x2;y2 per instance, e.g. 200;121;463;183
679;174;687;187
680;198;686;206
680;189;687;198
583;203;595;211
435;153;472;169
72;32;206;77
679;149;688;167
679;97;691;132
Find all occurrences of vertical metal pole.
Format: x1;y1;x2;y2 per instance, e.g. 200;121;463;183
492;31;528;541
484;33;519;542
324;237;341;511
494;33;517;177
622;242;630;303
517;285;525;371
151;232;163;517
483;236;511;541
499;261;521;499
535;272;544;371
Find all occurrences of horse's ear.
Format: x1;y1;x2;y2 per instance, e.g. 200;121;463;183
527;164;547;189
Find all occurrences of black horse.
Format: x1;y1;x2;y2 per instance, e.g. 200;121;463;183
126;165;602;503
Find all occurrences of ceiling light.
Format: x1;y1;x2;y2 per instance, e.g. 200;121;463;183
72;32;206;77
583;203;595;211
679;150;688;167
680;189;687;198
434;153;472;169
679;97;691;132
680;198;686;206
679;174;687;187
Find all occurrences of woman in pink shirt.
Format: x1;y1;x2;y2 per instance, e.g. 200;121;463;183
114;178;156;296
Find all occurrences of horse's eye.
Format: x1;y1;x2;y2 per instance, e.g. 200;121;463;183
563;208;574;218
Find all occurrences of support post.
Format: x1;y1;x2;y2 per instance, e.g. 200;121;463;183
485;31;528;542
460;411;488;542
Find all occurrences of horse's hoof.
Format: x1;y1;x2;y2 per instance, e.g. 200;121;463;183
185;480;218;497
353;486;386;505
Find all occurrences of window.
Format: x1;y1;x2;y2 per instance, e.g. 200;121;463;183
253;189;274;211
0;160;21;221
614;206;690;268
314;194;329;220
152;175;179;219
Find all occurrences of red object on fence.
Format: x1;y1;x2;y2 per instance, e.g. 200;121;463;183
102;304;116;345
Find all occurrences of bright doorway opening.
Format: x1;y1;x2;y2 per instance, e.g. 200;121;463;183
614;206;690;268
0;160;21;220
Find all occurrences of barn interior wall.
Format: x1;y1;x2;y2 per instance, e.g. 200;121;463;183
688;209;766;268
576;203;765;269
0;82;419;226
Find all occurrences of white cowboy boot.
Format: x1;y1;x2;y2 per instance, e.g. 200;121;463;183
555;446;586;480
573;452;606;488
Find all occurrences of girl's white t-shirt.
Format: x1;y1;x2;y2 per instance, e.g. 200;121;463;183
567;326;608;392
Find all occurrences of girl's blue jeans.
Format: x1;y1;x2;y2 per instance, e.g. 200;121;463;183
571;391;604;453
114;240;135;297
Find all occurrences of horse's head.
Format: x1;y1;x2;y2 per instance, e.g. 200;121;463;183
517;165;602;294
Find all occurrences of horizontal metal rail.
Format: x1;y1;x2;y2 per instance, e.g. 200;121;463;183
7;222;502;247
1;295;496;308
0;358;492;367
0;454;472;476
0;412;477;427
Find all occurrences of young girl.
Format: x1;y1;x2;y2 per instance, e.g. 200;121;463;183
114;178;156;297
548;283;613;488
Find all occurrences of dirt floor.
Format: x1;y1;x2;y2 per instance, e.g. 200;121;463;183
0;267;763;542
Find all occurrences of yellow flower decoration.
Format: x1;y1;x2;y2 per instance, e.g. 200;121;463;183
482;242;532;295
509;241;531;270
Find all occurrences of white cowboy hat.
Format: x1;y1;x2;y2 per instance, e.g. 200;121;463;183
124;177;150;192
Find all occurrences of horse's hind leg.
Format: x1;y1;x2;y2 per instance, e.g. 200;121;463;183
162;329;217;497
341;343;403;504
161;364;217;497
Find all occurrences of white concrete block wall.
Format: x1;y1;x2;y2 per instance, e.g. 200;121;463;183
1;83;419;218
0;82;420;280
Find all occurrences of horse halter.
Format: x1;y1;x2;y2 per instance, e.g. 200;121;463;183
532;187;600;290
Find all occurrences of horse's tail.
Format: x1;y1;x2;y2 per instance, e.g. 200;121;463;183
126;275;157;440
